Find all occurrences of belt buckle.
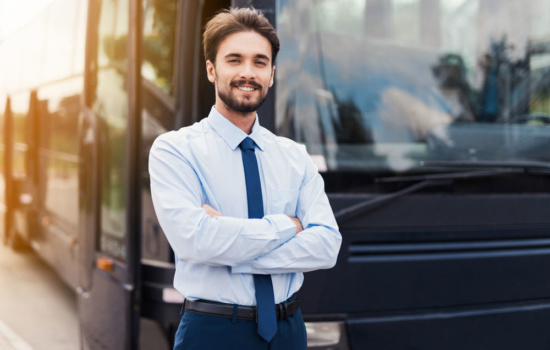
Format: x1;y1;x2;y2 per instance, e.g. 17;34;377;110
258;302;289;322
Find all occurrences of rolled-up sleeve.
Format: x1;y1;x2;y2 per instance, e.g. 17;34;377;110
149;135;296;267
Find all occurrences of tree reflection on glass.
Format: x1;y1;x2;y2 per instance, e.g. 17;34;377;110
92;0;130;261
142;0;177;95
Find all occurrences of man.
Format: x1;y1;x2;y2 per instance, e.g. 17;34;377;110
149;7;341;350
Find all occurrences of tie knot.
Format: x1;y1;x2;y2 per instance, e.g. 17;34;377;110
239;137;255;151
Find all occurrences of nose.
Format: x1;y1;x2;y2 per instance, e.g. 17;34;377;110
239;61;256;80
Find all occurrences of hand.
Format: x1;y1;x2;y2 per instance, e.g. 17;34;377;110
288;216;303;234
202;204;223;217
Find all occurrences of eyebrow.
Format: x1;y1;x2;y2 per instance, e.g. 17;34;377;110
224;53;270;61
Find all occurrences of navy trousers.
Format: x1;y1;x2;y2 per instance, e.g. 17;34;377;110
173;307;307;350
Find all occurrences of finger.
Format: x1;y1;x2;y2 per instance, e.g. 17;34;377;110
204;209;220;217
202;204;223;217
288;216;303;234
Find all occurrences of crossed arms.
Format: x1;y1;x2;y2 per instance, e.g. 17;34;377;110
149;137;342;275
202;203;304;233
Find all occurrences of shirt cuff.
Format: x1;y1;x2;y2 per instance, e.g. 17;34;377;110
231;215;296;275
264;214;297;245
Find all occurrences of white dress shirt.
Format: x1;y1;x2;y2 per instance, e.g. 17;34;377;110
149;107;341;305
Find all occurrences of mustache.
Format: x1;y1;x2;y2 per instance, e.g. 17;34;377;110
230;80;262;89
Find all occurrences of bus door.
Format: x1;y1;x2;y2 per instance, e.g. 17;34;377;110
77;0;142;348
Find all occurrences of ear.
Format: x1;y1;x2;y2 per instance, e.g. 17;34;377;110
206;60;216;83
268;65;276;88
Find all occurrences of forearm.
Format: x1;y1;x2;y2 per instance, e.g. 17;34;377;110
154;201;296;266
231;224;342;274
232;150;342;274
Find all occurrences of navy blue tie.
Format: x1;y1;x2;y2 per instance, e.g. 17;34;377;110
239;137;277;342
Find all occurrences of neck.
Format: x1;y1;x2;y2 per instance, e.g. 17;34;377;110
214;101;256;135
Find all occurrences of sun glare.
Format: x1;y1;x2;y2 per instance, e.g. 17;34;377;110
0;0;54;40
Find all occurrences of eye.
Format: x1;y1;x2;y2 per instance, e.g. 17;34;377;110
256;61;267;66
228;59;240;63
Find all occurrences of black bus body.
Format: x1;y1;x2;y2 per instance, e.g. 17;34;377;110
2;0;550;349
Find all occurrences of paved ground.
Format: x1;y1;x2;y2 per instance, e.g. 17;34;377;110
0;320;33;350
0;243;79;350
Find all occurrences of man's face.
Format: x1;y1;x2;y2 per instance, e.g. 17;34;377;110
207;31;275;115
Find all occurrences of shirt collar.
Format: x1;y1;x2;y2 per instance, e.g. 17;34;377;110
207;107;265;151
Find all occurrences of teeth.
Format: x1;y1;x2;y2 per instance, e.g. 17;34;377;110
238;86;255;92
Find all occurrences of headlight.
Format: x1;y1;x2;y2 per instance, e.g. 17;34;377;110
305;321;349;350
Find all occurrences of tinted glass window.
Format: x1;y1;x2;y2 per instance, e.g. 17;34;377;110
39;81;81;228
142;0;177;95
10;93;29;178
276;0;550;173
92;0;129;261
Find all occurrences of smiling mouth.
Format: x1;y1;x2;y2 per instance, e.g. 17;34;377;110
231;80;261;93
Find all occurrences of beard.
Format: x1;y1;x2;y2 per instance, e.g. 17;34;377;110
217;79;268;114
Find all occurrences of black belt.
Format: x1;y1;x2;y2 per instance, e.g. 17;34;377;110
184;298;300;321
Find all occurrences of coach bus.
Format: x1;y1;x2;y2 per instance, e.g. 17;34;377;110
2;0;550;349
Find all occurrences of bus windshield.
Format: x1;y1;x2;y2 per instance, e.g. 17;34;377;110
275;0;550;173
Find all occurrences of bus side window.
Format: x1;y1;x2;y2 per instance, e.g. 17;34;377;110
142;0;178;96
140;0;177;263
39;0;82;230
93;0;131;262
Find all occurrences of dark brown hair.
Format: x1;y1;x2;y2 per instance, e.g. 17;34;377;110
203;7;280;65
